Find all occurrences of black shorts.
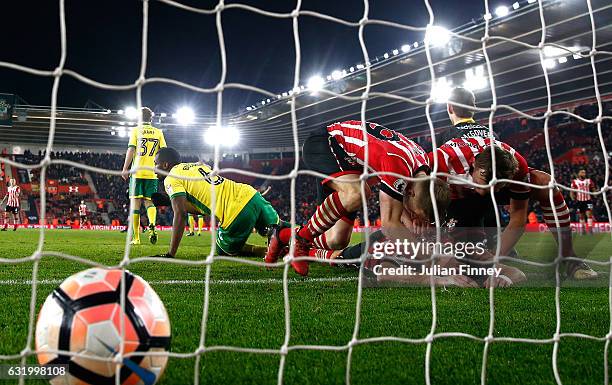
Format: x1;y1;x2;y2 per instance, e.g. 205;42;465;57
302;134;361;179
576;200;593;213
5;206;19;215
302;134;358;221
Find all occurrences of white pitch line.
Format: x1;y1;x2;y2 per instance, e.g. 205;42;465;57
0;276;358;286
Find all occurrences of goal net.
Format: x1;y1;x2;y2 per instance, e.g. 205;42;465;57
0;0;611;384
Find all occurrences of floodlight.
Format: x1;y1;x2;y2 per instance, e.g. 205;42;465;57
124;107;138;120
175;106;195;125
401;45;411;53
431;77;452;103
543;58;556;69
425;26;451;47
204;125;240;147
331;70;343;80
392;49;399;56
495;5;509;17
307;75;324;92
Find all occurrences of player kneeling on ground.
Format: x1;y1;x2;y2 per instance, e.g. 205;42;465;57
148;147;285;258
266;120;449;275
432;138;597;280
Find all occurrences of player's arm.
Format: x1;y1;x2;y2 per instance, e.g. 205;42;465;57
122;147;135;181
569;180;577;201
499;197;529;256
122;129;138;180
379;190;404;237
167;195;188;257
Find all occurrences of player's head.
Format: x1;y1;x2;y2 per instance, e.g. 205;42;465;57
578;169;586;179
8;178;15;187
80;200;84;204
141;107;154;123
154;147;181;178
403;175;450;227
471;146;518;196
447;87;475;122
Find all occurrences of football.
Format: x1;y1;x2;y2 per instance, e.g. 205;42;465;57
35;268;171;385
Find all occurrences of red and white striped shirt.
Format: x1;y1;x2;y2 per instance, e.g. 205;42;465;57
79;204;87;216
327;120;430;200
430;137;530;199
571;178;594;201
6;185;20;207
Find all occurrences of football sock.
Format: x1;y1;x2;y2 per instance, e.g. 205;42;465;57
298;192;349;242
146;206;157;227
587;217;593;232
188;215;195;233
198;216;204;234
132;211;140;241
313;234;330;250
308;248;335;259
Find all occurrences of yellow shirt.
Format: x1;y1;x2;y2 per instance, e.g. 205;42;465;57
128;124;167;179
163;163;256;228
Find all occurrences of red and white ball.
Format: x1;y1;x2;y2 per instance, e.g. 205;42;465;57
35;268;171;385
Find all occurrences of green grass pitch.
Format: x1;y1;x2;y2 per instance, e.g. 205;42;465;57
0;229;611;384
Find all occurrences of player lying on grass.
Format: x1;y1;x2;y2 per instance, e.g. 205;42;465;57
265;120;449;275
147;147;286;258
432;137;597;280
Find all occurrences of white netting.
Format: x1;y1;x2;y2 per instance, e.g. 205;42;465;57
0;0;611;384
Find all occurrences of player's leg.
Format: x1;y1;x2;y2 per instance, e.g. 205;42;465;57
586;204;594;234
9;209;17;231
128;177;144;244
12;209;19;231
313;216;355;250
187;214;196;236
2;209;8;231
131;199;142;244
140;179;159;244
266;134;362;264
216;193;273;257
529;170;596;279
197;215;204;235
577;205;586;234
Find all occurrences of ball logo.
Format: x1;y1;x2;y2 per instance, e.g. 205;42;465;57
393;179;407;194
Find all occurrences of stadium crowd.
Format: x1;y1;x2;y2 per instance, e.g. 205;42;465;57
2;100;611;228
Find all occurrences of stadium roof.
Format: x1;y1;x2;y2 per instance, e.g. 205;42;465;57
2;0;611;152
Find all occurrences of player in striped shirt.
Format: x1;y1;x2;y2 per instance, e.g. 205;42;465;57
266;120;450;276
78;200;88;229
1;178;21;231
431;138;597;280
570;169;597;234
